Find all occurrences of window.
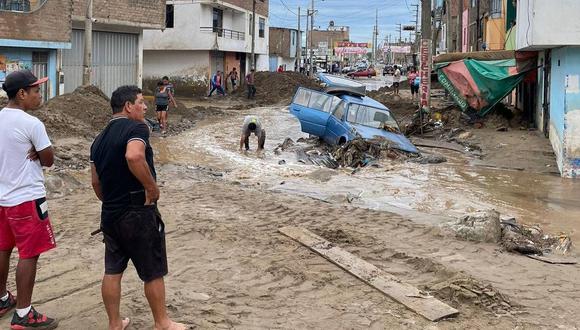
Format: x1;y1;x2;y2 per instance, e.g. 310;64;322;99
0;0;31;11
249;14;253;34
490;0;502;18
165;4;174;28
332;101;346;120
259;18;265;38
308;92;333;113
350;105;400;131
293;88;311;107
213;8;223;35
347;104;358;122
291;30;296;46
471;0;477;7
293;88;341;113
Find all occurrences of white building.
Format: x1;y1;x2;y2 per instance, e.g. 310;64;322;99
143;0;269;96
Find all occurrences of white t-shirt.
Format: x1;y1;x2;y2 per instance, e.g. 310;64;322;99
393;69;401;83
0;108;52;206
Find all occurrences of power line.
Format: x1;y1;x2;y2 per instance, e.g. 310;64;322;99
279;0;297;16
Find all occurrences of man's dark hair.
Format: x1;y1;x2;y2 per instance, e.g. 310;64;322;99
162;76;169;80
248;122;257;131
157;81;164;86
110;85;142;114
6;86;31;100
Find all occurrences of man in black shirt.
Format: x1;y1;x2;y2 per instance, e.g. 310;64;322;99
90;86;185;330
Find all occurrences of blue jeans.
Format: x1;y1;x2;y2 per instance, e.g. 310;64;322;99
208;85;225;96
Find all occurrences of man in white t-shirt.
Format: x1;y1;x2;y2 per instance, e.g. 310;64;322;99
0;70;58;329
393;65;401;96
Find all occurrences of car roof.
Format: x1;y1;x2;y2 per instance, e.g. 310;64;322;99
340;94;389;110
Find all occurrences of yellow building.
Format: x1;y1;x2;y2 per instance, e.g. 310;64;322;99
483;0;517;51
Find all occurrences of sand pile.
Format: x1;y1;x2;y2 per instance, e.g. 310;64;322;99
32;85;112;139
232;72;321;104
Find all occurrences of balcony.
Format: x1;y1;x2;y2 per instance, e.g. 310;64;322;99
200;27;245;41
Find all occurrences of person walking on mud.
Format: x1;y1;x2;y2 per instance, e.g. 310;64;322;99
0;70;59;329
407;68;419;101
393;65;401;96
246;69;256;99
208;70;225;97
90;86;185;330
228;67;238;92
239;115;266;153
155;81;176;134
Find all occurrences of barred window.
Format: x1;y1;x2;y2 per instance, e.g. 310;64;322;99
490;0;502;18
0;0;31;12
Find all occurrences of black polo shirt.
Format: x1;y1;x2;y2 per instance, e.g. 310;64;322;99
90;117;156;224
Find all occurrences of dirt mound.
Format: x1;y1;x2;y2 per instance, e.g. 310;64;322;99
367;87;418;120
232;72;321;105
32;85;112;139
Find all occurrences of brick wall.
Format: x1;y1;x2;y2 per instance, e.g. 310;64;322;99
269;27;290;57
72;0;165;28
311;30;349;49
0;0;71;42
223;0;268;17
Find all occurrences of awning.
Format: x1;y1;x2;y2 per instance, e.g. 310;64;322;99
434;51;537;116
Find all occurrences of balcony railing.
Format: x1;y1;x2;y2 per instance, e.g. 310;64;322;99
200;27;245;41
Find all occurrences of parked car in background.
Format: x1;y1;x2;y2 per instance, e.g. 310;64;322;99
341;66;355;74
289;74;419;154
383;64;394;75
347;67;377;78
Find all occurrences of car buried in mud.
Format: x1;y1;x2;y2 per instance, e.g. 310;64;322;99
290;74;419;154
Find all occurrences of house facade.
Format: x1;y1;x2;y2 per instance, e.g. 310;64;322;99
516;0;580;177
0;0;72;100
142;0;270;96
63;0;165;97
269;27;300;71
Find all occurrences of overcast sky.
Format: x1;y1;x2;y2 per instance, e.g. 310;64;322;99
268;0;421;44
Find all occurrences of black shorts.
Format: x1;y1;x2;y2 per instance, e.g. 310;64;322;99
156;105;169;112
102;205;168;282
411;85;419;94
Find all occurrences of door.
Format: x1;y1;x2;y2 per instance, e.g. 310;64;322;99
325;101;351;144
32;51;48;101
290;87;338;137
543;50;551;137
62;30;138;97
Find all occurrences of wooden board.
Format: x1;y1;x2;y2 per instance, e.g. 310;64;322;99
411;137;468;154
527;254;578;265
279;226;459;322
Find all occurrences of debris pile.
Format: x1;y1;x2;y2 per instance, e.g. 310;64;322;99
332;137;408;168
443;210;573;256
428;277;513;314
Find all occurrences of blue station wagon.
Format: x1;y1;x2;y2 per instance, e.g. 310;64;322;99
290;75;419;154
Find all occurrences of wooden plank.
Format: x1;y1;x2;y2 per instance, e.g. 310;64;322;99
279;226;459;322
411;137;468;154
527;254;578;265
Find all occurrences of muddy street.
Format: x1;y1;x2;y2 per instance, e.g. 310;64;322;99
1;98;577;329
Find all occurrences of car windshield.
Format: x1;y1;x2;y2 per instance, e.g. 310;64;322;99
347;104;400;132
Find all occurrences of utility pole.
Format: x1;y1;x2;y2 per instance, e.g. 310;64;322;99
411;3;419;67
82;0;93;85
305;8;309;74
396;23;402;43
309;0;315;77
250;0;257;70
419;0;433;135
374;9;378;65
297;6;301;72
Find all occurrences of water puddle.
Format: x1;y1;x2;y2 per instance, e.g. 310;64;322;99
152;105;580;241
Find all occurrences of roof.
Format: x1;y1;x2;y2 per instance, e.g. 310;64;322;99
340;94;389;110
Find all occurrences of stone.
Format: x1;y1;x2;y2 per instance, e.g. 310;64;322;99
444;210;502;243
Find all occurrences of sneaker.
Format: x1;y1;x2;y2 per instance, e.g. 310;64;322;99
0;291;16;317
10;306;58;330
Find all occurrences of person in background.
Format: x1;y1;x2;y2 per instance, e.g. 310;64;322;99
155;81;176;134
393;65;401;96
407;68;419;101
277;65;284;73
228;68;238;92
0;70;59;330
208;70;225;97
245;69;256;99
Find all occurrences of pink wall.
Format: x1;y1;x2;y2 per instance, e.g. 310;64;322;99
462;9;469;53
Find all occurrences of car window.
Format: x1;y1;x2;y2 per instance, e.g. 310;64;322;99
347;104;358;122
293;88;311;107
353;105;400;131
332;101;346;120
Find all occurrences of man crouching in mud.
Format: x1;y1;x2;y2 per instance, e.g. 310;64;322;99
239;115;266;153
90;86;185;330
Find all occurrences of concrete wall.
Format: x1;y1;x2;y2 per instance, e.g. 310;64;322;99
516;0;580;50
143;50;210;96
270;27;298;58
143;2;268;55
535;50;545;132
0;0;71;43
0;47;58;99
549;46;580;177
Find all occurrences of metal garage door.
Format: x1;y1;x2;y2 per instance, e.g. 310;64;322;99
62;30;138;97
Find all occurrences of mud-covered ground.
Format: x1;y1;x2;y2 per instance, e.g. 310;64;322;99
1;83;579;329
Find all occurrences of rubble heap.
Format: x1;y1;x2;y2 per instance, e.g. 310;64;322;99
332;137;407;168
